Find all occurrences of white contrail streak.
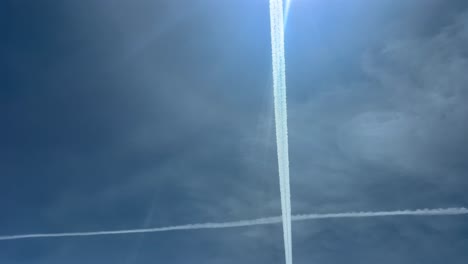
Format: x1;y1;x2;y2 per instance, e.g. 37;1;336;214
1;208;466;241
284;0;292;27
292;207;468;221
269;0;293;264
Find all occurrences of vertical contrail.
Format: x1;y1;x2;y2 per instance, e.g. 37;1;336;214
269;1;293;264
284;0;293;27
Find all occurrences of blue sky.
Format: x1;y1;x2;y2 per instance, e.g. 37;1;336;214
1;0;468;263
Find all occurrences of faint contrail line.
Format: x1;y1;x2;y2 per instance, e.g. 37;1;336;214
284;0;292;27
1;208;466;241
269;0;293;264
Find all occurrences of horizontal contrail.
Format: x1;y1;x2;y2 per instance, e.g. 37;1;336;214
1;208;467;241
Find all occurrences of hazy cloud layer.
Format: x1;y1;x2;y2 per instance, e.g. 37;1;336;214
1;0;468;263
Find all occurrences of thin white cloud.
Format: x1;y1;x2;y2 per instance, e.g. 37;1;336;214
0;208;466;241
269;0;293;263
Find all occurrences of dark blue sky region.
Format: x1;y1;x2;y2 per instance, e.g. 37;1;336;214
1;0;468;263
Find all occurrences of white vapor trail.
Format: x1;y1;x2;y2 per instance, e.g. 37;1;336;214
284;0;292;27
269;0;293;264
0;208;467;241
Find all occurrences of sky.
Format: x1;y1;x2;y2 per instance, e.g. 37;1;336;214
1;0;468;263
